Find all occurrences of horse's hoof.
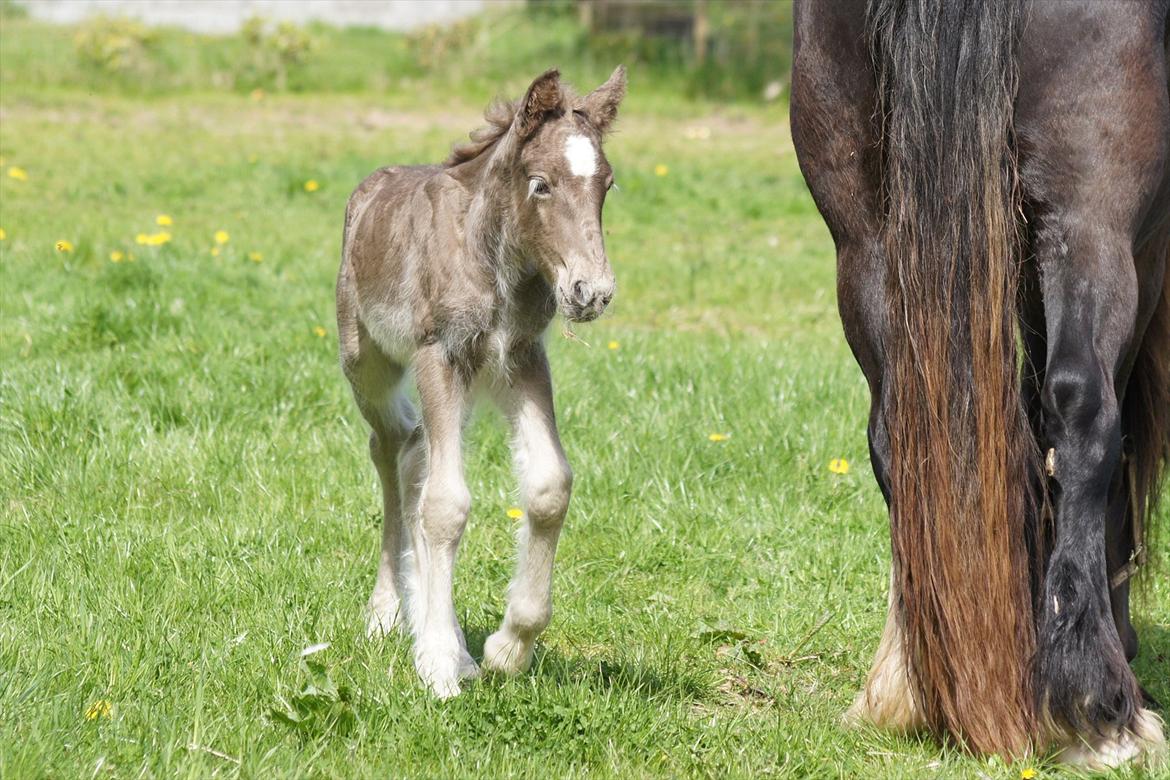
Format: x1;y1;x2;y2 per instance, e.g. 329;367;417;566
1054;708;1167;769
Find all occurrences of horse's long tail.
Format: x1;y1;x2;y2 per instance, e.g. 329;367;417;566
867;0;1038;756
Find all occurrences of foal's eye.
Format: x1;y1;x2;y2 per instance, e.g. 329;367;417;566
528;177;551;199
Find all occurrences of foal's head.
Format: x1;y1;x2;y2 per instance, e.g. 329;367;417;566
454;67;627;323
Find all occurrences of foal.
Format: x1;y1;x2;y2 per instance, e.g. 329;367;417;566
337;67;625;698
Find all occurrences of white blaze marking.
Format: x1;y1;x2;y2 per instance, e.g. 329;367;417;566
564;134;597;177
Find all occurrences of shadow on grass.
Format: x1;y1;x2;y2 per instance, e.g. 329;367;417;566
460;625;709;702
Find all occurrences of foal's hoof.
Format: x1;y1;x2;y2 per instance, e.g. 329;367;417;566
482;630;534;676
415;645;480;700
364;606;404;639
1054;708;1167;770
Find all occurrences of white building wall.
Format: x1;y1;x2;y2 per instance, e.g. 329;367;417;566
21;0;513;34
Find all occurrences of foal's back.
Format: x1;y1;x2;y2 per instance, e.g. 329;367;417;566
339;163;490;367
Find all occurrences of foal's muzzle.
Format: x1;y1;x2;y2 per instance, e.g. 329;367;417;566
560;276;615;322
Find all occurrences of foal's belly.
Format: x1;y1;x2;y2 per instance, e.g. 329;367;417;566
361;297;552;385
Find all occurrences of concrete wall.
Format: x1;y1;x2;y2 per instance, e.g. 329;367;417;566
21;0;512;34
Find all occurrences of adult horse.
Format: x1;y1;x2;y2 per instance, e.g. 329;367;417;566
791;0;1169;767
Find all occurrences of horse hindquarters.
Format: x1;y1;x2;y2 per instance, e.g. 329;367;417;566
791;0;926;734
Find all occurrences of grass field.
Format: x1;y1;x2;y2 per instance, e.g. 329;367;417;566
1;10;1167;779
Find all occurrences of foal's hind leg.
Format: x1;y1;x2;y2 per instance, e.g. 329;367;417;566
483;343;572;675
364;393;417;637
340;327;414;637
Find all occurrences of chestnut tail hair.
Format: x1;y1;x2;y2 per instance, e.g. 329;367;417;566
867;0;1039;756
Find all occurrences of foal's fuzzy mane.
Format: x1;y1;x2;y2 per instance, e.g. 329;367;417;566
445;87;582;167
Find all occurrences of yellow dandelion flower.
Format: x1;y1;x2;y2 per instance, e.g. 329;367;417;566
654;164;669;177
312;326;327;338
0;228;6;241
250;88;265;102
1020;770;1038;780
55;240;74;253
708;432;730;442
155;214;173;226
7;166;28;181
84;699;111;721
214;230;230;245
110;250;125;263
607;340;620;350
506;507;524;520
149;231;172;246
828;458;850;474
210;246;221;257
135;233;148;245
303;179;320;192
248;251;263;263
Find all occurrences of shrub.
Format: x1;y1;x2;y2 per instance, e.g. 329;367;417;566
73;16;157;78
236;17;317;91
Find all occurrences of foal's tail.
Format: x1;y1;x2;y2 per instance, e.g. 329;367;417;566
867;0;1038;756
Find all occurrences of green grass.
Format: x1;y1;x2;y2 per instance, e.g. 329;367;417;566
1;13;1167;780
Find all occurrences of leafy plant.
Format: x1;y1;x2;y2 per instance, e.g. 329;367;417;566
270;658;356;737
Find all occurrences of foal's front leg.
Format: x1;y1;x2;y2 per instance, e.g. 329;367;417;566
411;345;479;698
484;343;573;675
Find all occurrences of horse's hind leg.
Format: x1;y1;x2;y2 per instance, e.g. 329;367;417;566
1031;241;1167;768
792;0;924;734
1018;9;1168;762
483;342;573;675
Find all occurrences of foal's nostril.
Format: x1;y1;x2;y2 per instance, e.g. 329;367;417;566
599;293;613;308
571;280;590;306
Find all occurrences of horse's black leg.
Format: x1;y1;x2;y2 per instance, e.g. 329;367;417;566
1017;1;1169;764
791;0;923;733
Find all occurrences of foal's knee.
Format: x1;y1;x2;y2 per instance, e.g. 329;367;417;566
420;477;470;541
525;461;572;527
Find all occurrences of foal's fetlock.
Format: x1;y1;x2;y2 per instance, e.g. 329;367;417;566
484;600;547;675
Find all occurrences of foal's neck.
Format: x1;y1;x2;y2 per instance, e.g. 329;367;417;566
456;159;530;289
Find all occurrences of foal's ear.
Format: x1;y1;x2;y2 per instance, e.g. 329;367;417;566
515;68;563;140
579;65;627;135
